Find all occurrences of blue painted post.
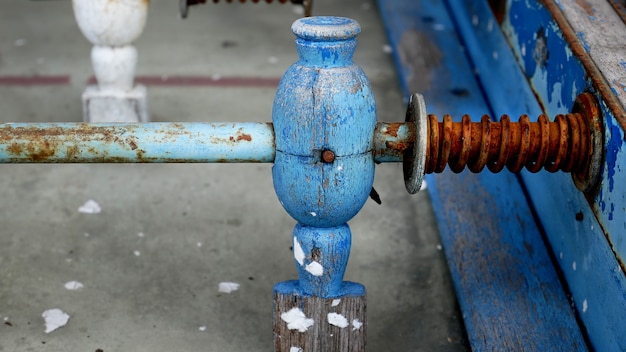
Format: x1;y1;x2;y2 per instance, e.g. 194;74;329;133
271;17;375;351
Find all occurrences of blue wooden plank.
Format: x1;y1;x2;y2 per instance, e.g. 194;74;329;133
444;1;626;350
377;0;588;350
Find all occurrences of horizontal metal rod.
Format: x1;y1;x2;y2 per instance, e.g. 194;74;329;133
373;122;413;163
0;123;276;163
0;122;411;164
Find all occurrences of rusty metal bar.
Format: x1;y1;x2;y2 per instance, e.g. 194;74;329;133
0;122;276;163
0;122;417;164
373;122;413;163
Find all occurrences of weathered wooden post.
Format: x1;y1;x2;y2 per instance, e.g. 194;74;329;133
272;17;375;351
72;0;149;123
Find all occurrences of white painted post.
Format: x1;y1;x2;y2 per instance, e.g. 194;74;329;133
72;0;149;122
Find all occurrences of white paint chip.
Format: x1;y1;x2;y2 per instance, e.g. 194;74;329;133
293;237;305;266
382;44;393;54
137;232;145;238
78;199;101;214
436;244;442;251
305;261;324;276
290;347;303;352
64;281;84;291
292;6;304;15
572;261;577;271
42;308;69;334
281;307;314;332
198;326;207;331
133;250;141;257
352;319;363;331
331;299;341;307
582;299;588;313
218;282;240;294
309;211;317;217
327;312;349;328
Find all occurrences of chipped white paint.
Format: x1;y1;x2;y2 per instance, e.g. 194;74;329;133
309;211;317;217
305;261;324;276
337;165;343;171
198;326;207;331
293;237;305;266
327;312;349;328
137;232;145;238
64;281;84;291
382;44;393;54
78;199;101;214
572;261;577;271
436;244;442;251
42;308;70;334
72;0;149;122
281;307;314;332
133;250;141;257
352;319;363;331
582;299;588;313
290;347;303;352
331;299;341;307
218;282;240;293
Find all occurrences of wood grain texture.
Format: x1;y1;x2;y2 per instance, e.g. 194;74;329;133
273;281;366;352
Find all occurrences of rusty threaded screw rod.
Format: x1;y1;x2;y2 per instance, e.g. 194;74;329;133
395;92;603;194
181;0;313;18
426;112;589;174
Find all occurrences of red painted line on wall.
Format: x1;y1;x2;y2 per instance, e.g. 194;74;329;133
0;74;281;87
87;75;282;87
0;75;70;86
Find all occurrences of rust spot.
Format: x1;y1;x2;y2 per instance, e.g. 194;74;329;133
7;143;22;155
237;133;252;142
385;140;411;153
128;139;138;150
575;0;595;16
66;145;80;159
385;123;401;137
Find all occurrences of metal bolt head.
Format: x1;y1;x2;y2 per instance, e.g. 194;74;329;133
322;149;335;163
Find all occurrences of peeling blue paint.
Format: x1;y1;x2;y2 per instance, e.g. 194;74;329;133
605;116;623;193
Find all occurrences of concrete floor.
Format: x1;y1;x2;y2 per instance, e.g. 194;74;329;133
0;1;467;351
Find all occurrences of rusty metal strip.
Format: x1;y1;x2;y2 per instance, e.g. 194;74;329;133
541;0;626;130
608;0;626;24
